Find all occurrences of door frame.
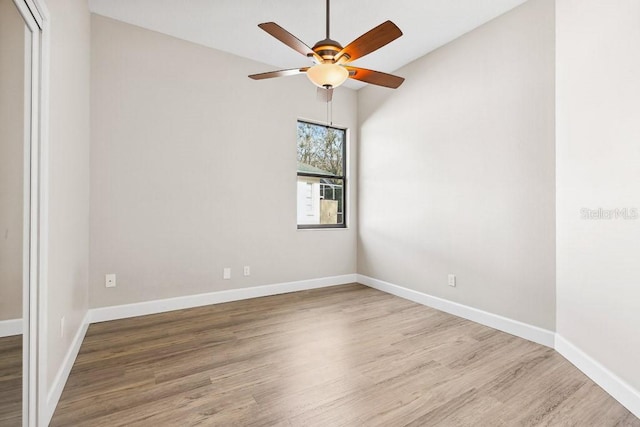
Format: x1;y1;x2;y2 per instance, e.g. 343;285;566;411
11;0;47;425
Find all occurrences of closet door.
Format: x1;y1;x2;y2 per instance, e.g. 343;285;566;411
1;0;43;425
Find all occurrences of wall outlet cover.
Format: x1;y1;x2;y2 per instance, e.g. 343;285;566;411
105;273;116;288
448;274;456;287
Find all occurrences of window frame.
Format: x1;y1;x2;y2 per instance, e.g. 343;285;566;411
296;120;347;230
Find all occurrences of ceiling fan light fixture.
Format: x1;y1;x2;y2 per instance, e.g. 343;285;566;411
306;63;349;89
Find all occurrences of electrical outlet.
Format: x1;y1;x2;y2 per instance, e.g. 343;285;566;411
243;266;251;277
105;273;116;288
223;268;231;280
60;316;65;338
448;274;456;287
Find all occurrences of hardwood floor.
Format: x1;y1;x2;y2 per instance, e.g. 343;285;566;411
51;284;639;426
0;334;21;427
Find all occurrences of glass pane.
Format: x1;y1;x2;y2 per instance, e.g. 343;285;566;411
297;121;344;177
297;177;344;226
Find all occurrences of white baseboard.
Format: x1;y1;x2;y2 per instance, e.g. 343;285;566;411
45;311;90;425
555;334;640;418
88;274;358;324
0;318;23;337
358;274;555;348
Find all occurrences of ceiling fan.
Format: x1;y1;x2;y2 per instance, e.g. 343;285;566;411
248;0;405;101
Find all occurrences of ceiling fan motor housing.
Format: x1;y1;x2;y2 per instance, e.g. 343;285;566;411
312;38;347;62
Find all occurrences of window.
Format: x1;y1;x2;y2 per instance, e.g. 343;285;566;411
297;121;346;229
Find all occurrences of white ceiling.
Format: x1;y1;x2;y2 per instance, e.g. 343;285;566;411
88;0;528;89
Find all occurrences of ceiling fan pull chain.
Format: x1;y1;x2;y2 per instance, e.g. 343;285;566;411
326;93;333;126
326;95;329;125
331;96;333;126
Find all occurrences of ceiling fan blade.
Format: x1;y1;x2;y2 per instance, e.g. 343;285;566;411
317;86;334;102
258;22;322;62
335;21;402;63
346;67;405;89
249;68;308;80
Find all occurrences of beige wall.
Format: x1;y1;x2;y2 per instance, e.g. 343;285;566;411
32;0;640;415
89;15;358;308
556;0;640;391
357;0;556;330
46;0;91;389
0;0;25;322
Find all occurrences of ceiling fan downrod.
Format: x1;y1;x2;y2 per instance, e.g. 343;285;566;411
312;0;343;62
326;0;330;40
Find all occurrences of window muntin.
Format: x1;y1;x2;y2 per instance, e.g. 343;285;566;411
296;121;346;229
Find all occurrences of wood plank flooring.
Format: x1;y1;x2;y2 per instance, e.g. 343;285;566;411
51;284;639;426
0;334;21;427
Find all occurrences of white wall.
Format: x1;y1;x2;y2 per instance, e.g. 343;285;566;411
45;0;91;390
0;0;25;322
556;0;640;391
357;0;556;330
89;15;358;308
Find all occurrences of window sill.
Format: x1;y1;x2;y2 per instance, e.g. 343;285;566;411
297;226;349;231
